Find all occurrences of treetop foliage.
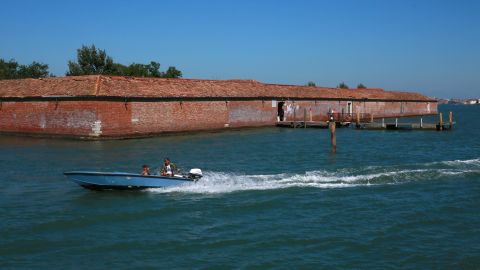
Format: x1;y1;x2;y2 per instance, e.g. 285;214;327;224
306;81;316;87
0;59;50;80
67;45;114;76
357;83;367;89
337;82;349;89
67;45;182;78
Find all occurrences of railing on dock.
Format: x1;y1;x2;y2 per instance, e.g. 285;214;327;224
276;110;454;132
275;111;455;154
331;112;373;123
357;112;455;131
276;110;373;129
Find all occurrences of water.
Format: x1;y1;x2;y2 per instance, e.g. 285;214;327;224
1;104;479;269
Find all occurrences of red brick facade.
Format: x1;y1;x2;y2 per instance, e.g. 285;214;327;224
0;76;437;138
0;99;437;138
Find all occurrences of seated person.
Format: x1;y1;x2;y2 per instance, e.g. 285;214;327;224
160;158;177;177
141;165;151;176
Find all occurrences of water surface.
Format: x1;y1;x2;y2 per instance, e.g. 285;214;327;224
1;104;479;269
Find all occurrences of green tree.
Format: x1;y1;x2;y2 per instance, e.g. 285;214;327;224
66;45;182;78
0;58;49;80
17;62;49;78
357;83;367;89
163;66;182;78
337;82;349;89
112;61;162;77
67;45;115;76
0;59;18;79
147;61;161;77
111;63;128;76
306;81;316;86
125;63;150;77
127;61;162;77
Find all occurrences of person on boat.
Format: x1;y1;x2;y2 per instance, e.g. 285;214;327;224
142;165;151;176
160;158;177;177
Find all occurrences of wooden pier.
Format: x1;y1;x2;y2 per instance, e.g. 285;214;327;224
276;121;349;129
357;112;454;131
276;112;455;131
276;110;369;129
356;122;454;131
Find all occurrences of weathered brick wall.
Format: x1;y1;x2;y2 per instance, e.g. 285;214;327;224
228;101;277;127
0;101;100;136
280;100;437;121
129;101;228;133
282;100;334;121
355;101;437;117
281;100;437;119
0;99;438;137
0;101;231;137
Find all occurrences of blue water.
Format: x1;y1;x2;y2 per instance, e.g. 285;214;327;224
1;104;479;269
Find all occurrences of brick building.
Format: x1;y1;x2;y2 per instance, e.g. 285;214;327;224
0;76;437;138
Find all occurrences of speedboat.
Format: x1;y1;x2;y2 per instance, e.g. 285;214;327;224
64;168;203;190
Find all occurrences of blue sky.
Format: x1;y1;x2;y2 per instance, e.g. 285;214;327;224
1;0;479;98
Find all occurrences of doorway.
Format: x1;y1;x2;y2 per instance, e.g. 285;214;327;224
347;102;353;115
277;102;285;121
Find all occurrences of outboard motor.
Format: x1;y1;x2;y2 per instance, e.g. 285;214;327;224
188;168;203;180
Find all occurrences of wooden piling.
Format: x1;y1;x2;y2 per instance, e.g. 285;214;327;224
309;108;312;122
420;117;423;128
293;106;296;129
329;121;336;153
439;112;443;131
370;114;374;123
304;108;307;128
449;111;453;129
356;113;360;126
382;118;385;128
395;118;398;128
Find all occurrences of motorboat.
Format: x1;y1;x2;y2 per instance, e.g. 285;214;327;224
64;168;203;190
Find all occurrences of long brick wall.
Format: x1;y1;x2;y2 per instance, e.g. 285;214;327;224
0;99;437;138
279;100;436;122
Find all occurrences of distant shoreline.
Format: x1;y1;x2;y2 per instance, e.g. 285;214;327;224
437;98;479;105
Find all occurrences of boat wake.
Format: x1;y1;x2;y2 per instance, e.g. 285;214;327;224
147;158;480;194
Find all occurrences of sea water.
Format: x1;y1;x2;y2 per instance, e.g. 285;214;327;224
1;104;479;269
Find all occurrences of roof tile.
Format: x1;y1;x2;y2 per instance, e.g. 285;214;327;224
0;75;435;101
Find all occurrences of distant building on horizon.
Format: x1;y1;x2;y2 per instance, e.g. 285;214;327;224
464;99;480;105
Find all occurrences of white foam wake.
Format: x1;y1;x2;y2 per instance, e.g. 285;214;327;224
148;171;361;194
147;158;480;194
440;158;480;167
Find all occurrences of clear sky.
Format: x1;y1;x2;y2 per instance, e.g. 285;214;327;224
1;0;479;98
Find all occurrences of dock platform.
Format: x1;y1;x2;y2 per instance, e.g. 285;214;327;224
276;112;454;131
276;121;350;129
356;122;455;131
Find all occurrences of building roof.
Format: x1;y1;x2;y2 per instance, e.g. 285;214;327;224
0;75;436;102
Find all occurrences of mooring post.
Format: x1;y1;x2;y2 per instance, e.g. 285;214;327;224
329;121;337;153
449;111;453;129
293;106;296;129
356;113;360;127
420;117;423;128
370;113;373;123
304;108;307;128
309;108;312;122
382;118;385;128
439;112;443;131
395;118;398;128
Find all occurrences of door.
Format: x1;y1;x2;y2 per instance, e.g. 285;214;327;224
347;102;353;115
277;102;285;121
